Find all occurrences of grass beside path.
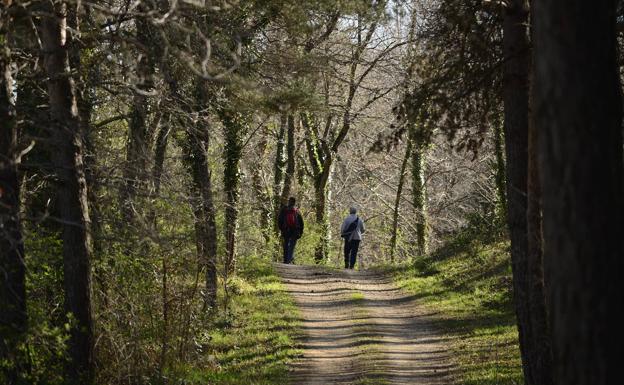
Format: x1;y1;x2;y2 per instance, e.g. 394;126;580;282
383;238;523;385
172;257;301;384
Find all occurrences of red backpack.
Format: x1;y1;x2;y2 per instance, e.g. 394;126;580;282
285;208;298;229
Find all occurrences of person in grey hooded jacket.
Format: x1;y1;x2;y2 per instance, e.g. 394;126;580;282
340;207;366;269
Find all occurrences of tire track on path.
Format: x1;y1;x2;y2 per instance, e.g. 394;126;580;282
276;263;455;384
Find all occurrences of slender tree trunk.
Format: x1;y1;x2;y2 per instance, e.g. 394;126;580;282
0;14;27;381
186;111;218;308
159;253;168;376
313;160;332;263
151;111;170;197
411;145;427;255
273;113;286;235
502;2;533;383
67;3;106;308
301;112;332;263
493;116;507;218
40;3;93;383
221;111;244;275
534;2;624;384
409;121;428;256
390;140;412;263
251;127;271;242
279;114;296;205
120;9;155;222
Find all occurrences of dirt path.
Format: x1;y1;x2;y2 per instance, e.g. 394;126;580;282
276;263;455;385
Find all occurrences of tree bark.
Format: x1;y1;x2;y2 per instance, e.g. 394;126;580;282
390;140;412;263
502;1;533;383
533;1;624;384
67;2;106;307
301;112;332;263
493;116;507;218
151;111;170;197
221;110;244;275
120;7;155;222
185;99;218;307
0;11;27;381
279;114;296;206
273;113;287;235
251;126;272;242
527;92;553;384
410;137;427;256
39;3;93;383
313;158;332;263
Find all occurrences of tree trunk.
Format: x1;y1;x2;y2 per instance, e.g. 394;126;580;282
120;9;155;222
251;127;271;242
0;15;27;381
67;3;106;308
526;91;553;385
533;1;624;384
40;3;93;383
390;140;412;263
222;111;244;275
279;114;296;206
409;124;428;255
273;113;286;235
502;1;533;383
301;112;332;263
186;105;218;308
493;116;507;218
151;111;170;197
313;160;332;263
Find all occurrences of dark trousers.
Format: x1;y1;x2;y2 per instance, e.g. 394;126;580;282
344;240;360;269
283;237;297;264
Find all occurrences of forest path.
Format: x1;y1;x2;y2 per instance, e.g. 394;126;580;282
275;263;455;385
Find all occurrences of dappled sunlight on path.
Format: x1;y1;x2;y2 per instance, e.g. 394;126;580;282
275;264;455;385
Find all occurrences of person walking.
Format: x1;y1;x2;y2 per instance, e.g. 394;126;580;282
278;197;304;264
341;207;366;269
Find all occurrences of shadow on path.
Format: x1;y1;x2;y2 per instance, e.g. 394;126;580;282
275;263;456;385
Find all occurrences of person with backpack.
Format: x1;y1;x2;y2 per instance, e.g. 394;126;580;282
340;206;366;269
278;197;304;264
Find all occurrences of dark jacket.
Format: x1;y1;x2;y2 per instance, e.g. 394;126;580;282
278;205;304;239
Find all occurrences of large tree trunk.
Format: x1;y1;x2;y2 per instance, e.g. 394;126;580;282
526;93;553;384
390;140;412;263
0;15;27;382
534;1;624;384
40;3;93;383
502;1;533;383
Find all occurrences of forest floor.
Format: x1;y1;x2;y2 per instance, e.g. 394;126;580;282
276;263;455;385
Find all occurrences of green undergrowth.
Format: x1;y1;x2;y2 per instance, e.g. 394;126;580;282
383;233;523;385
169;257;301;384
